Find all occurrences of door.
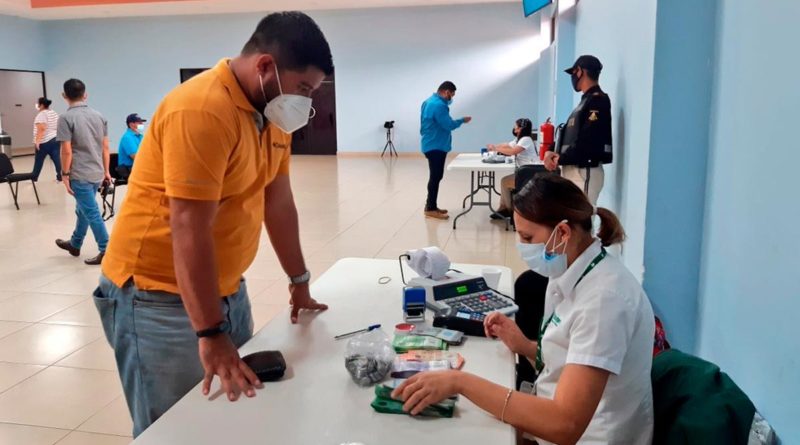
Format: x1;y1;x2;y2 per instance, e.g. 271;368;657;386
292;75;337;155
179;68;209;83
0;70;46;155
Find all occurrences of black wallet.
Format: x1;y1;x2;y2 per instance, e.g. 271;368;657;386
241;351;286;382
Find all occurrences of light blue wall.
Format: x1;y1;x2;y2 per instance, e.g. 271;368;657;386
553;6;576;124
697;0;800;440
41;4;541;153
642;0;718;351
573;0;658;281
536;44;555;124
0;15;45;71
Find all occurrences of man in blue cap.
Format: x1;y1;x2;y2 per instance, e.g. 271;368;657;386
544;55;612;205
117;113;146;178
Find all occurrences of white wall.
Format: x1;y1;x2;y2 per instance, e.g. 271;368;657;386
41;4;541;153
697;0;800;439
573;0;658;280
0;15;45;71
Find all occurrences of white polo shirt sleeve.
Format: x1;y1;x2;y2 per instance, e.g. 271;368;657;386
566;290;636;375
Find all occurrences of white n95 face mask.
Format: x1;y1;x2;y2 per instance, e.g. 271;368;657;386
260;66;315;134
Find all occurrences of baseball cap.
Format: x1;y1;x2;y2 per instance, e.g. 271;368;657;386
564;55;603;74
126;113;147;125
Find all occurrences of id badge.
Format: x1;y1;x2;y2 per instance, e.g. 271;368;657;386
520;380;536;395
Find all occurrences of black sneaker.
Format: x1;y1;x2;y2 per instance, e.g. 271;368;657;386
84;252;105;266
55;239;80;257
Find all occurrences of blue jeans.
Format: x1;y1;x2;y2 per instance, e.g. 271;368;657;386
94;275;254;437
32;138;62;181
70;180;109;252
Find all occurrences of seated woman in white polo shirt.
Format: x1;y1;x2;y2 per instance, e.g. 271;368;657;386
486;118;538;218
392;175;655;445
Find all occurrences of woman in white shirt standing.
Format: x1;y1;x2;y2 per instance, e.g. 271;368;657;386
393;175;655;445
32;97;61;182
486;118;538;218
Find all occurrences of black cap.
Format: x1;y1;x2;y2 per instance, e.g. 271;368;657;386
126;113;147;125
564;55;603;74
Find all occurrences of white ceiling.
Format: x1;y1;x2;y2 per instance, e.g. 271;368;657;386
0;0;516;20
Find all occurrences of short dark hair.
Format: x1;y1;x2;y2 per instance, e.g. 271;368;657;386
242;12;334;76
63;79;86;101
37;97;52;108
583;68;600;81
438;81;457;93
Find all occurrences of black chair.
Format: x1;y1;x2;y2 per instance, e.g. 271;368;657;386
509;164;559;230
101;153;128;221
0;153;40;210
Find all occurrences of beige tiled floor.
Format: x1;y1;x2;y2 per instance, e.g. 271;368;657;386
0;154;524;444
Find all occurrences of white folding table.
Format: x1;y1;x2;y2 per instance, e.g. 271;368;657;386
133;258;516;445
446;153;515;230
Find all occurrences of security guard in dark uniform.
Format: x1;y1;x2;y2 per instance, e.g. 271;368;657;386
544;55;612;205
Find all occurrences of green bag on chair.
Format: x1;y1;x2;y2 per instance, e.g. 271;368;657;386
651;349;756;445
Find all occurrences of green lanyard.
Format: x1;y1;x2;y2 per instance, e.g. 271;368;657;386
534;248;607;373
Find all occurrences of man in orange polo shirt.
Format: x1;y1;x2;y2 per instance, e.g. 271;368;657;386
93;12;334;437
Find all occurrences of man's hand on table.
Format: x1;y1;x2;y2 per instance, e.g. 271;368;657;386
288;282;328;324
200;334;263;401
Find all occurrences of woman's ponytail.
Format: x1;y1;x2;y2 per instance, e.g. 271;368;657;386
596;207;625;246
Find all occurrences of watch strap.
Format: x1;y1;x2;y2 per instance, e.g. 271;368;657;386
196;321;231;338
289;270;311;285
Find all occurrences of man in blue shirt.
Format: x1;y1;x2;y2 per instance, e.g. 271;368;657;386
420;81;471;220
117;113;146;178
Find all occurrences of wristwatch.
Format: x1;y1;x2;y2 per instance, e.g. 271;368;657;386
61;171;70;177
289;270;311;285
195;321;231;338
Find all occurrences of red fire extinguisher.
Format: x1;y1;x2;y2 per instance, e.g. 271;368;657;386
539;117;554;161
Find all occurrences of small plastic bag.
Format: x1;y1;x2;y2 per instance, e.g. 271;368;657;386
344;328;395;387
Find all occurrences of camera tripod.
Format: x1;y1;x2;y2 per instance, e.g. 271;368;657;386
381;126;398;157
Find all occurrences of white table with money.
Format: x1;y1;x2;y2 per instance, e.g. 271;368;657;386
133;257;516;445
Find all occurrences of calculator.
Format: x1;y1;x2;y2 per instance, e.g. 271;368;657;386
442;291;517;315
411;274;518;316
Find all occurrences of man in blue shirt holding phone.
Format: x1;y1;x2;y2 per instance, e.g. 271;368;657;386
420;81;472;220
117;113;146;178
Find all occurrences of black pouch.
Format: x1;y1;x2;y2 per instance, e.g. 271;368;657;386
241;351;286;382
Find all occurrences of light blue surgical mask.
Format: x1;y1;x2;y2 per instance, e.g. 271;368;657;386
516;221;569;278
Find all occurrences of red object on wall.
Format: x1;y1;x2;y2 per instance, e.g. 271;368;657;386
539;117;554;160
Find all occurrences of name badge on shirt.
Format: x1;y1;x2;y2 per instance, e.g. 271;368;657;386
520;380;536;395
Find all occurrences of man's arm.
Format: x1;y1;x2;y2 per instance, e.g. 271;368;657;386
170;198;225;331
433;105;465;131
102;136;111;181
264;175;328;323
60;141;74;195
170;197;262;401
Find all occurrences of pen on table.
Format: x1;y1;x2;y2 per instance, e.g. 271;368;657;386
334;324;381;340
